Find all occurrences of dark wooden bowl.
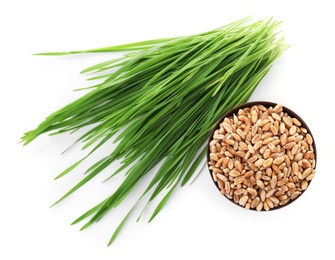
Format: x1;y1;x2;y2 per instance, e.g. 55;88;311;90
206;101;317;211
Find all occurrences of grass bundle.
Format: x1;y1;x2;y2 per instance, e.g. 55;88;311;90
22;17;287;245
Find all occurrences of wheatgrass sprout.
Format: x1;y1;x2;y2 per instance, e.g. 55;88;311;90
22;17;287;245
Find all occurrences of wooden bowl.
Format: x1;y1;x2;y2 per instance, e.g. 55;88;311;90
206;101;317;211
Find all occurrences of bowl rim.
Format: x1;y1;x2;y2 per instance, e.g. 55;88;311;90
206;101;317;211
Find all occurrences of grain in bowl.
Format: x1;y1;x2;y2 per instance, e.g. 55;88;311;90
207;102;316;211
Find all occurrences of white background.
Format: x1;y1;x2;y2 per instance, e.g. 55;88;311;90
1;0;333;259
